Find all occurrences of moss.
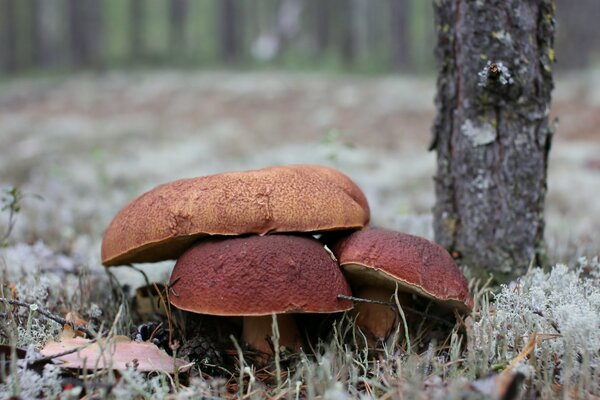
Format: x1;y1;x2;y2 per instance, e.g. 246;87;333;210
547;48;556;63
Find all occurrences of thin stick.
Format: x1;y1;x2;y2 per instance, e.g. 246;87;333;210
271;313;282;389
26;338;98;366
0;297;96;338
230;335;245;399
393;286;411;352
337;294;455;328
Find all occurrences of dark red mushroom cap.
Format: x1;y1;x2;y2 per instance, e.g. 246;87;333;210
102;164;369;266
168;234;353;316
330;228;473;311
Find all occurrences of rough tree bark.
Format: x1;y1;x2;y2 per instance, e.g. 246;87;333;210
430;0;556;281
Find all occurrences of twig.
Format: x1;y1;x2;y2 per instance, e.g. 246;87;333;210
231;335;245;399
337;294;455;328
0;297;97;338
393;286;411;352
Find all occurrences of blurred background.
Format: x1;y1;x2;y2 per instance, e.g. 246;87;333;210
0;0;598;74
0;1;598;284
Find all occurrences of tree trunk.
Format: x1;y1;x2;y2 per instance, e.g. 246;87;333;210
68;0;103;67
251;0;302;61
169;0;188;59
220;0;241;63
430;0;556;282
313;0;331;55
554;0;600;70
338;0;355;65
1;0;18;72
130;0;144;61
390;0;409;71
31;0;41;67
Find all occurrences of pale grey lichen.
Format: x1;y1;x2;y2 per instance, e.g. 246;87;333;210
461;119;496;146
478;60;514;87
110;365;164;400
471;257;600;393
0;360;62;400
491;30;513;47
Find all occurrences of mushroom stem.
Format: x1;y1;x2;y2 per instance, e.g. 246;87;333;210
242;314;303;357
351;286;413;347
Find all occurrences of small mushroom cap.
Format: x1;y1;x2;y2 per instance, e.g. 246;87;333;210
168;234;353;316
330;228;473;311
101;164;369;266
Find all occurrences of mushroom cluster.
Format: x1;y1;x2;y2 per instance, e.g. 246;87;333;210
101;164;472;363
102;164;366;357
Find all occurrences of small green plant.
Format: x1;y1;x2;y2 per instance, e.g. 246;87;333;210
320;129;356;162
1;186;42;247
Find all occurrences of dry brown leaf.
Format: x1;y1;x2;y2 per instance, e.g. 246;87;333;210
469;372;525;400
62;311;89;338
504;331;537;373
40;336;186;373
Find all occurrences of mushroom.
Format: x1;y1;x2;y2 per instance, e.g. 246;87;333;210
168;234;353;359
329;228;473;346
101;164;369;267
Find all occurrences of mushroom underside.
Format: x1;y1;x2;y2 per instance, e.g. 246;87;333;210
343;263;463;347
242;314;303;358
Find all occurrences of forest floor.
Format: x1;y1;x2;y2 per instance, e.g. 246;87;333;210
0;69;599;397
1;69;598;277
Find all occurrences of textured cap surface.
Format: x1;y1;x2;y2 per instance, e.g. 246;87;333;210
331;228;473;311
168;234;353;316
102;164;369;266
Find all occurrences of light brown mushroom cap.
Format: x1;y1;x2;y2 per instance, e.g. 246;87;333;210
101;164;369;266
330;228;473;311
168;234;353;316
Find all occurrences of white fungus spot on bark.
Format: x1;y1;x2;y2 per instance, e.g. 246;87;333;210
461;119;497;146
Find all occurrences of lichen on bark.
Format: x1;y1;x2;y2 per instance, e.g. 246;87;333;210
430;0;556;281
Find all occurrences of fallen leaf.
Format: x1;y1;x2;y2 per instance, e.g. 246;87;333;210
40;336;186;373
62;311;88;338
0;344;48;374
469;372;525;400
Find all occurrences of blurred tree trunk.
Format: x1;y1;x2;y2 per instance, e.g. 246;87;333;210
130;0;144;61
390;0;408;70
430;0;556;282
313;0;331;55
31;0;41;66
68;0;103;67
351;0;369;64
33;0;66;68
333;0;355;65
1;0;18;72
251;0;302;61
554;0;600;70
169;0;188;59
220;0;241;63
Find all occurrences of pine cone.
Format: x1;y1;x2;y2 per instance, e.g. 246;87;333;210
132;321;171;351
179;333;223;372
